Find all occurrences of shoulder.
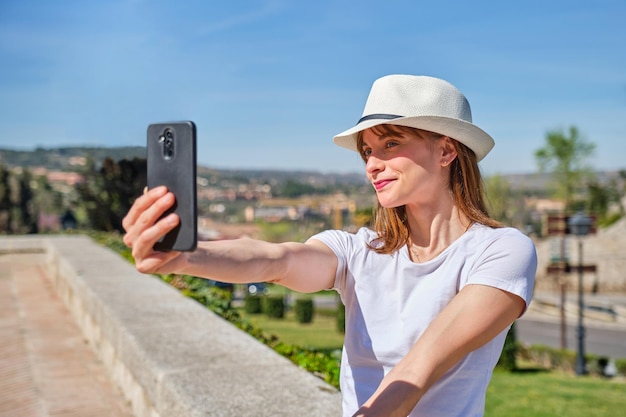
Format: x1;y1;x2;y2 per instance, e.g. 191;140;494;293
307;227;377;254
468;224;536;254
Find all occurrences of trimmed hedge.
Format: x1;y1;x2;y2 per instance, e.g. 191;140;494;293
263;295;285;319
295;299;314;324
336;300;345;334
244;295;262;314
496;323;518;371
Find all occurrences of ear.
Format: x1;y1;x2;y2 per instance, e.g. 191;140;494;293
439;136;458;167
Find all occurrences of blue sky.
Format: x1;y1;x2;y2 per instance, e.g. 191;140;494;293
1;0;624;175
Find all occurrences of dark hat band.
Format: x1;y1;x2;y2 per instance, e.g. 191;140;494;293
357;113;403;124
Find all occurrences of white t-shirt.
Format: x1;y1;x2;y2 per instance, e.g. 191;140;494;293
310;224;537;417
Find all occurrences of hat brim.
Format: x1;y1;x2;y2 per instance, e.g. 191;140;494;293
333;116;494;162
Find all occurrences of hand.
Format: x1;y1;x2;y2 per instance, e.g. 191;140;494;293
122;186;185;274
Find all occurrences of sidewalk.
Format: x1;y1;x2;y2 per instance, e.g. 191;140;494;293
0;251;133;417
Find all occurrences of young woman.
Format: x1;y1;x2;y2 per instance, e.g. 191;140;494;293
122;74;537;417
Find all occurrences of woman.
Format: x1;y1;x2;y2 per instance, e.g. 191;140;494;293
123;74;537;417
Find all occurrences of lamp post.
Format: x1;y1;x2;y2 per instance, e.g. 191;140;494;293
568;211;592;375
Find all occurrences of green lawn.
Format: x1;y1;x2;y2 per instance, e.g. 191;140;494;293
237;307;344;351
486;369;626;416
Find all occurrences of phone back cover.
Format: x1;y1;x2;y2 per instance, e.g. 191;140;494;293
146;121;197;251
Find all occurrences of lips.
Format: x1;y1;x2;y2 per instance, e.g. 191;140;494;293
373;179;394;191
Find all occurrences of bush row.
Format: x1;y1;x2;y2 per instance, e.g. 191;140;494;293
245;295;316;324
519;344;626;377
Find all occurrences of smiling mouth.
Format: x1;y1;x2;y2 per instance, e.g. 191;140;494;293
373;179;394;191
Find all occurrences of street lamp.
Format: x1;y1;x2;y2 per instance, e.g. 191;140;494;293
568;211;592;375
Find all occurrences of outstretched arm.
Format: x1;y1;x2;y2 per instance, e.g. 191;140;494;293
353;284;525;417
122;186;337;293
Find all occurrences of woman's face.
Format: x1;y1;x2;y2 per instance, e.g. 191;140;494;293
360;126;450;209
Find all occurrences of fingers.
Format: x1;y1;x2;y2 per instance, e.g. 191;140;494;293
121;186;186;275
131;212;180;261
122;186;168;233
122;187;180;257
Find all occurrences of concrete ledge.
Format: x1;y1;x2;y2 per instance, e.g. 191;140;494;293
3;235;342;417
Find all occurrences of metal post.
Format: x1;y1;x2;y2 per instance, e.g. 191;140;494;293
568;211;591;376
575;237;587;375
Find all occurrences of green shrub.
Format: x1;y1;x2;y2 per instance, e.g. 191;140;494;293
295;298;314;324
244;295;262;314
263;295;285;319
525;345;578;373
497;323;518;371
615;358;626;376
336;300;345;334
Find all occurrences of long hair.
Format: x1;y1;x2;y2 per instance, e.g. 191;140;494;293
357;124;502;254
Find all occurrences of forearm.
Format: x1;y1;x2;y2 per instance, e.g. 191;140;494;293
352;346;444;416
179;237;288;285
354;285;525;416
177;237;336;293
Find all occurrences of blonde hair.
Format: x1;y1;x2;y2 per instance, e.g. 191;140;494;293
356;124;501;254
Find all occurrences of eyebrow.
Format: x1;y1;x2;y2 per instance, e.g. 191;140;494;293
360;132;403;148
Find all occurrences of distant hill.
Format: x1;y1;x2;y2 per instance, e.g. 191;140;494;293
0;146;146;171
0;146;369;187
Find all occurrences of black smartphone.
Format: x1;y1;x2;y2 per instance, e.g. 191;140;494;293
146;121;197;251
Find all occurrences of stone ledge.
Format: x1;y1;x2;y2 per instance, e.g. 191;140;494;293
4;235;342;417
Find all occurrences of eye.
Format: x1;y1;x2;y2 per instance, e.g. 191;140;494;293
361;147;372;157
385;140;399;148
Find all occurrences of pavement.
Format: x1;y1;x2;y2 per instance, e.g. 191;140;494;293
0;251;133;417
1;248;625;417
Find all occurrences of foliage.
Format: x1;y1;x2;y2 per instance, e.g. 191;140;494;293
352;207;374;228
275;179;322;198
244;294;263;314
75;157;146;232
336;298;345;334
585;172;625;226
15;168;37;233
0;164;12;232
257;219;327;243
263;295;286;319
294;298;314;324
534;126;595;209
497;323;518;371
615;358;626;376
0;164;60;234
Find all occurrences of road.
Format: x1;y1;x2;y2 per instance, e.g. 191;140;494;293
517;316;626;359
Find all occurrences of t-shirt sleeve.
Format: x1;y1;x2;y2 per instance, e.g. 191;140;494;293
307;229;350;294
463;229;537;314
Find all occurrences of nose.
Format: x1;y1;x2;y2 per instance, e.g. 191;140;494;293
365;154;384;176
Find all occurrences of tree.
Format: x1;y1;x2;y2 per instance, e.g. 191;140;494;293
75;157;146;232
534;126;595;209
16;169;37;234
484;174;513;223
0;164;11;233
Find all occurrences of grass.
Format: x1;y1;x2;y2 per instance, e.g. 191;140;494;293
486;368;626;416
236;307;344;351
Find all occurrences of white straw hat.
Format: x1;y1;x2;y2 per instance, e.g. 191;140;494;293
333;75;495;161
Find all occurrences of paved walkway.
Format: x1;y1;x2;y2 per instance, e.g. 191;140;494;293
0;252;133;417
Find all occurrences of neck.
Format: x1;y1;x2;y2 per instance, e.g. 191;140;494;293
404;201;471;263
